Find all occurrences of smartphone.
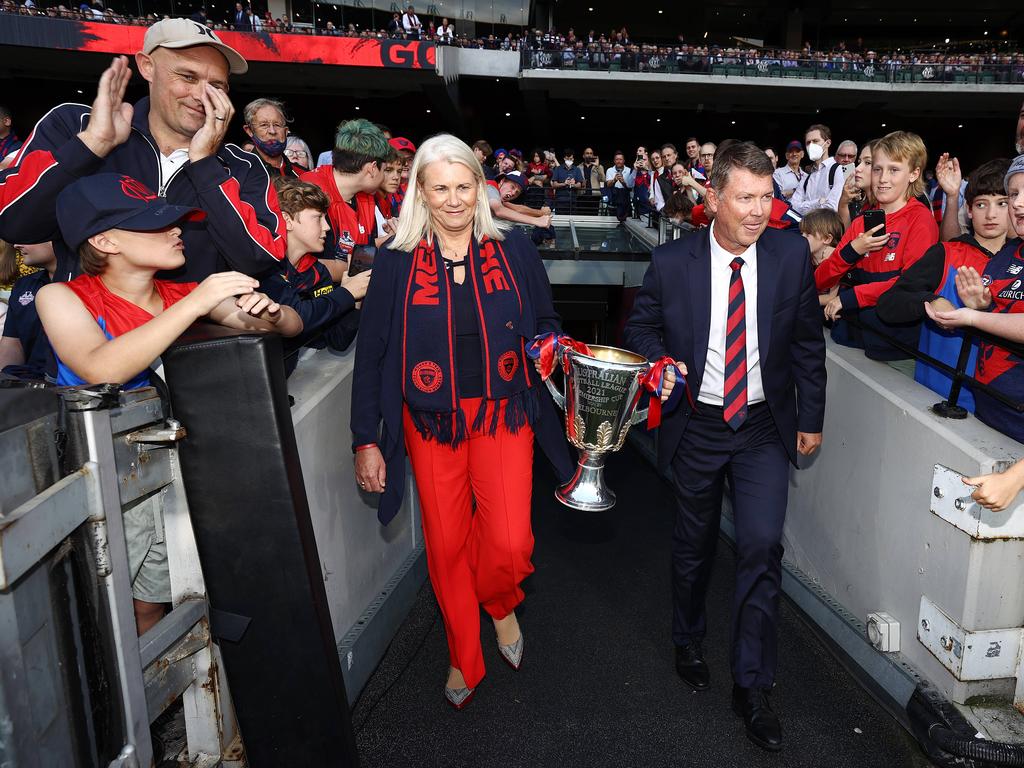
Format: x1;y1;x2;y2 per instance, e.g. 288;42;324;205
862;208;886;237
348;245;376;276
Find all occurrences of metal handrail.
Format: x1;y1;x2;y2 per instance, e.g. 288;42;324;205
520;49;1024;84
839;315;1024;416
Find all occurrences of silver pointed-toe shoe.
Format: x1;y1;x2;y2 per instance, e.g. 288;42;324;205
498;632;524;671
444;685;475;710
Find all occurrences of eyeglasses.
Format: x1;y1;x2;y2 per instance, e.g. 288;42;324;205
285;150;308;159
253;122;286;132
699;153;714;159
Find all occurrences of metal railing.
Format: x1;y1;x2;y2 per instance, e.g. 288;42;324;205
840;314;1024;422
520;50;1024;85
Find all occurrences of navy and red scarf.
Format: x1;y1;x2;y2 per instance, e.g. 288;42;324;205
402;236;540;446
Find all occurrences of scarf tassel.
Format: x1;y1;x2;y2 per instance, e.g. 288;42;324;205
410;407;470;448
416;388;544;448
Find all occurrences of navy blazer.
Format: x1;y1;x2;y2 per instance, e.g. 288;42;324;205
351;228;575;525
624;226;826;471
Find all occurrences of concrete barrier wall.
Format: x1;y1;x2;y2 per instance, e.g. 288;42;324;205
785;341;1024;703
287;347;421;647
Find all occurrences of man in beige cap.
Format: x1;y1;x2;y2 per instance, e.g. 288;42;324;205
0;18;287;285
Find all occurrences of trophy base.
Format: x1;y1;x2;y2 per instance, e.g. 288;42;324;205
555;452;616;511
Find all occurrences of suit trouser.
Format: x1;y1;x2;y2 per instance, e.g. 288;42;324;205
403;398;535;689
669;402;789;689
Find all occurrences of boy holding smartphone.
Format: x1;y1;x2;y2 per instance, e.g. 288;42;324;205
815;132;939;345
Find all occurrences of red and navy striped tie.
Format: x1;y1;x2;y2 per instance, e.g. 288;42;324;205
723;257;748;430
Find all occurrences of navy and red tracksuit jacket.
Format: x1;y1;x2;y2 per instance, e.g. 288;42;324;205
876;235;999;412
0;97;287;282
815;198;939;311
260;253;359;373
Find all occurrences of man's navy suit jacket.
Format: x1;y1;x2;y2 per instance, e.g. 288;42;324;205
624;226;827;471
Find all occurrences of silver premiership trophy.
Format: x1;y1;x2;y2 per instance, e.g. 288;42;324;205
545;344;651;511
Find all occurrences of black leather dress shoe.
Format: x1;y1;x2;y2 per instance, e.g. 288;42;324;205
732;684;782;752
674;642;710;691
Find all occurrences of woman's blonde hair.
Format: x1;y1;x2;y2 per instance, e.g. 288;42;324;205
390;133;507;252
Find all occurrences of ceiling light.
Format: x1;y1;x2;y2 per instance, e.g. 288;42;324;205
426;109;431;114
505;112;511;117
881;123;887;127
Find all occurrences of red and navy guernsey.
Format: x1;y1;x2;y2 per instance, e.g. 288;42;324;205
815;198;939;310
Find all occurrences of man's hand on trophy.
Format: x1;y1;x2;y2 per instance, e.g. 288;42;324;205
660;364;687;402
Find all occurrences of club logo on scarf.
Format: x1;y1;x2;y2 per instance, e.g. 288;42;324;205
412;361;443;393
498;351;519;382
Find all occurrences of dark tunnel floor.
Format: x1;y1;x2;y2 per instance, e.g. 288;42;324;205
351;447;931;768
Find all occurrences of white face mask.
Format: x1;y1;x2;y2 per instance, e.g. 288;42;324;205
806;143;825;162
564;159;574;168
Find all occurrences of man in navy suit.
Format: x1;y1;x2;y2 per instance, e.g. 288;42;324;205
625;141;826;752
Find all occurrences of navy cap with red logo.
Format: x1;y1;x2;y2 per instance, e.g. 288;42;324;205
57;173;205;251
786;140;803;152
496;171;528;196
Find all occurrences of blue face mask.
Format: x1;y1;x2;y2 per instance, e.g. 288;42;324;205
252;135;287;158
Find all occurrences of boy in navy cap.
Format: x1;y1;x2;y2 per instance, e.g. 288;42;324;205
36;172;303;634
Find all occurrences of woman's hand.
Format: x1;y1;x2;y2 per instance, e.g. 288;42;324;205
355;446;387;493
924;300;978;330
839;176;859;206
955;266;992;310
851;223;889;256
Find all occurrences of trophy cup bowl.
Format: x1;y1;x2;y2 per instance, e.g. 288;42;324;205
545;344;651;511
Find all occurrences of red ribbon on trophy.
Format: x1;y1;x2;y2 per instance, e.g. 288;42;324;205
526;333;593;380
639;356;691;429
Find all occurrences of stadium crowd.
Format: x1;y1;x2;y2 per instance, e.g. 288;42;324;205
1;17;1024;511
3;0;1023;81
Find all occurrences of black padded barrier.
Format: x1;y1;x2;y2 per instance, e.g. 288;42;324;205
163;325;359;768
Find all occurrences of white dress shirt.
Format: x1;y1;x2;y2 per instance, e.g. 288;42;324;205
605;166;634;189
651;168;666;210
788;157;844;215
772;165;804;195
698;221;765;407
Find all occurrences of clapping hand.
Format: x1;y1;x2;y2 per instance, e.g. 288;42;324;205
78;56;133;158
954;266;992;309
935;152;962;197
189;84;235;163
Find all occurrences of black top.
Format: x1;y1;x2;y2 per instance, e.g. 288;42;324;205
448;259;484;398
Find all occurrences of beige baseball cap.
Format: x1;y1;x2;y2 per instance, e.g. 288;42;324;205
142;18;248;75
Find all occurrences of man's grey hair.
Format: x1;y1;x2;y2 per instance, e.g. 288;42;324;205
709;141;774;192
836;140;858;156
243;98;288;127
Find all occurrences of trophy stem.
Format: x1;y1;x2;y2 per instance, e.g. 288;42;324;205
555;451;616;511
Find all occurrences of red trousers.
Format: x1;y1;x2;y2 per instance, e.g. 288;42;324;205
403;398;535;689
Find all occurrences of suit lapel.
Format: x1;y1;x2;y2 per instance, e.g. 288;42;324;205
688;229;713;391
756;236;779;358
